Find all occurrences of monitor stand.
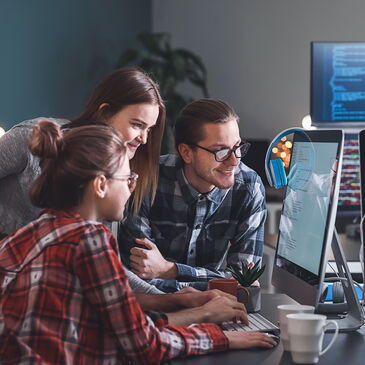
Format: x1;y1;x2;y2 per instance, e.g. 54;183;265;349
316;229;364;332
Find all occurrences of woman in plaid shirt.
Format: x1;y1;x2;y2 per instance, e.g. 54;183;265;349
0;121;275;364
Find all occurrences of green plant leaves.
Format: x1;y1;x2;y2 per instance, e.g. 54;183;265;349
175;49;208;96
227;260;266;287
137;32;170;57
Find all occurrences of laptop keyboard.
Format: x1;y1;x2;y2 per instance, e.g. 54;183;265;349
221;312;279;333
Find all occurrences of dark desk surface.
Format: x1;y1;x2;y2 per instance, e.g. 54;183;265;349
172;293;365;365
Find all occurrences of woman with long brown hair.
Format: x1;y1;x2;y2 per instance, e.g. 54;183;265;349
0;66;165;236
0;121;275;364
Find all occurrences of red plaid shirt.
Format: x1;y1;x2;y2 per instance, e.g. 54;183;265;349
0;210;228;364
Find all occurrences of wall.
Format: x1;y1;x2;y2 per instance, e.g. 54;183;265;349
152;0;365;139
0;0;150;130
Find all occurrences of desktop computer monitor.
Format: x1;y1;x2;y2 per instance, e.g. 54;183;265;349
311;42;365;126
272;130;344;306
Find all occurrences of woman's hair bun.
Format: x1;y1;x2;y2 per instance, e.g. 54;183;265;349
29;120;64;159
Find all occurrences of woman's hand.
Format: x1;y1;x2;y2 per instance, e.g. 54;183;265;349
224;331;277;349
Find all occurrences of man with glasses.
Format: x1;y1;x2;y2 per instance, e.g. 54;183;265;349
119;98;266;292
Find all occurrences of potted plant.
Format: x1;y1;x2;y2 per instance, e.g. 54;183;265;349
116;32;209;153
227;260;266;312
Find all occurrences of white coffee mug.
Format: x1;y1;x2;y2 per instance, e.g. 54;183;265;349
287;313;339;364
277;304;315;351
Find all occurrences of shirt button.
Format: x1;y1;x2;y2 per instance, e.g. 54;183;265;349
190;249;194;254
195;224;201;229
199;196;204;201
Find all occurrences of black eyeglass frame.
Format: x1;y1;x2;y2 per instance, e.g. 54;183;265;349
189;141;251;162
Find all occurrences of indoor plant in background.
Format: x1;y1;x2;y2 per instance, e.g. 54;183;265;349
116;32;209;153
227;260;266;312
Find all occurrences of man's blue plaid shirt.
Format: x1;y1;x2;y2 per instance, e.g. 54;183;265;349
119;154;266;292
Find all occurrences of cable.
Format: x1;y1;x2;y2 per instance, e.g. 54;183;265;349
327;261;341;279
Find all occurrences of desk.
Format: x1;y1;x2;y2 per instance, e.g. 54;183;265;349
172;293;365;365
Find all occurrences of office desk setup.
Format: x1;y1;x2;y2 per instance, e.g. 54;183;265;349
173;293;365;365
174;78;365;364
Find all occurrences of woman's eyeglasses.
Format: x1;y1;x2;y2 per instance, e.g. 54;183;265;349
189;141;251;162
110;172;139;192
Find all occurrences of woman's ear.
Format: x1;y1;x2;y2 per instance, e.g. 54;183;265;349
92;175;108;198
98;103;109;110
178;144;194;164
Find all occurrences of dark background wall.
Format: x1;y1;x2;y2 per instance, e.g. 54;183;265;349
0;0;151;130
152;0;365;140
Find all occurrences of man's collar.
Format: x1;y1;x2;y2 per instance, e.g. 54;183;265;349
177;167;230;205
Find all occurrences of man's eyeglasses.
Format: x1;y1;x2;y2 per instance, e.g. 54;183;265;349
189;141;251;162
110;172;139;192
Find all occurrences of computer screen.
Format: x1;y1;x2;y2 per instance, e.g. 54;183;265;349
272;130;343;306
311;42;365;125
337;133;361;217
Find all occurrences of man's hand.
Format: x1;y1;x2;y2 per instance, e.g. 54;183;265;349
197;295;248;324
176;287;200;294
167;295;248;326
135;288;238;313
176;288;238;308
130;238;177;279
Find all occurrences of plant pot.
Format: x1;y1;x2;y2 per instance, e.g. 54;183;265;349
237;285;261;313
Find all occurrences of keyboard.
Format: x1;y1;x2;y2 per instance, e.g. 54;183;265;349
221;312;279;334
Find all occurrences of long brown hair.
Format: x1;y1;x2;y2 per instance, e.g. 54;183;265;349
29;120;127;210
71;67;166;212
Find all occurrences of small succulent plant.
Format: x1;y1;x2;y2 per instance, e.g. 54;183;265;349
227;260;266;287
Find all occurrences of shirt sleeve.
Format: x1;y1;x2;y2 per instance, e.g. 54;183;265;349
226;176;266;269
118;197;153;266
74;226;229;364
125;267;164;294
0;125;30;179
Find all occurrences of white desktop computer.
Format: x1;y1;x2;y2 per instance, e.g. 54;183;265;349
271;129;363;332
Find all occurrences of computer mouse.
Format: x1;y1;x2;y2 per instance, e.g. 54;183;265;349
263;332;280;345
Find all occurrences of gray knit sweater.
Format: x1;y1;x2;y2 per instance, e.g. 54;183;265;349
0;117;162;294
0;118;63;234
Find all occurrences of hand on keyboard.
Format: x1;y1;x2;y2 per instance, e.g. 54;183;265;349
197;295;248;325
224;331;277;349
221;313;279;333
